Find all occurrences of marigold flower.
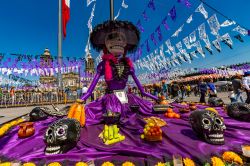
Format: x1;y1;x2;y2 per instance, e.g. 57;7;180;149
101;161;115;166
211;156;225;166
222;151;243;165
183;158;196;166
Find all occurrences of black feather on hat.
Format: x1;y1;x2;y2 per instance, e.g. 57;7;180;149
90;20;140;53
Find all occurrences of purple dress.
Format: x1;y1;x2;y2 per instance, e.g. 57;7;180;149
82;59;158;126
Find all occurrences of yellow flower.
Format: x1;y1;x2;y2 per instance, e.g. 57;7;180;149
155;162;165;166
0;129;5;136
222;151;243;165
211;157;225;166
10;120;18;126
23;162;36;166
183;158;196;166
1;124;11;132
17;118;25;124
75;162;88;166
0;162;11;166
47;162;62;166
122;161;135;166
101;161;115;166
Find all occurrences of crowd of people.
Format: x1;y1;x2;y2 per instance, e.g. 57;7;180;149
128;71;250;104
1;71;250;107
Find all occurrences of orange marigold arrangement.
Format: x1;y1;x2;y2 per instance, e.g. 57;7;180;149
101;161;115;166
211;157;225;166
222;151;243;165
122;161;135;166
183;158;196;166
75;162;88;166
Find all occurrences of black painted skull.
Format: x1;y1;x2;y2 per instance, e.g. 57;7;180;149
29;107;48;122
44;118;80;155
208;97;224;107
105;31;127;56
189;110;226;145
226;102;250;122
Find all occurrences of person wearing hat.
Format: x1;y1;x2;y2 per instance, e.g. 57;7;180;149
243;71;250;103
81;20;158;125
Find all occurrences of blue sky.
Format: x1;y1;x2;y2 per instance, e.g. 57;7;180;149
0;0;249;78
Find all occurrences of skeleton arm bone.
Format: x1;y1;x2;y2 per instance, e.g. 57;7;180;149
81;73;101;101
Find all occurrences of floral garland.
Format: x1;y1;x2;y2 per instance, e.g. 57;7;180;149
0;151;246;165
0;118;25;137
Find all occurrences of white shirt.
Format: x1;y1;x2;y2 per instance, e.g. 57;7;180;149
82;86;88;93
243;76;250;90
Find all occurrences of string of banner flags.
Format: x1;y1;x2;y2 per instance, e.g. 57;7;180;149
0;53;87;77
132;2;250;74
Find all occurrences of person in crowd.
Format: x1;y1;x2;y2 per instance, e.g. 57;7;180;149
228;86;236;103
207;79;217;98
180;83;186;99
150;85;154;95
232;74;243;102
10;87;15;105
199;79;207;103
0;87;3;99
82;84;88;96
243;71;250;104
152;84;158;97
132;87;138;95
171;81;180;99
64;87;70;101
162;80;168;99
186;84;191;97
77;88;82;99
127;85;132;94
168;83;172;98
193;84;199;96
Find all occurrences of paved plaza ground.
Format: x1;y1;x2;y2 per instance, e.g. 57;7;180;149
0;92;247;125
0;104;68;124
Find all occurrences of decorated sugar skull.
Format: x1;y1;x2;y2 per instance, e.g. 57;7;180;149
44;118;80;155
29;107;48;122
189;110;226;145
208;97;224;107
226;102;250;122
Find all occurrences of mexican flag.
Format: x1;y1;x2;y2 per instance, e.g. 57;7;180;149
62;0;70;38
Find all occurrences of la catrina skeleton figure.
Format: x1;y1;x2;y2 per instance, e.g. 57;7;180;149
81;20;158;125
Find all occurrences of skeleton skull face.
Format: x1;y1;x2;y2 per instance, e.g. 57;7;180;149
226;102;250;122
29;107;48;122
44;118;80;155
105;31;127;56
189;110;226;145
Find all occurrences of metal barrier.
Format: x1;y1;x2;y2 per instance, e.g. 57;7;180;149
0;92;78;108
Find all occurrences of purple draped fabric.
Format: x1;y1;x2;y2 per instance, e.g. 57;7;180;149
0;101;250;165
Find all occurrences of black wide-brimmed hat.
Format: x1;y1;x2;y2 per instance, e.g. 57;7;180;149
90;20;140;53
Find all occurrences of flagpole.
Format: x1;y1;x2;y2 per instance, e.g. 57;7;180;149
110;0;114;20
58;0;63;91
